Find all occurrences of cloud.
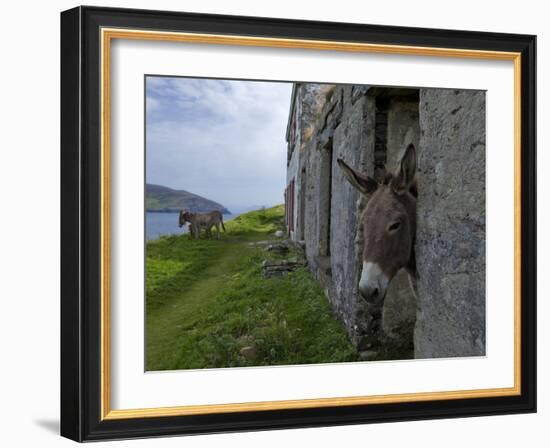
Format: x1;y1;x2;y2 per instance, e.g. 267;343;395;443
146;95;160;112
146;76;293;212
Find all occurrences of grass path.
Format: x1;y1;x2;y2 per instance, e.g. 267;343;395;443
146;240;250;370
145;205;359;371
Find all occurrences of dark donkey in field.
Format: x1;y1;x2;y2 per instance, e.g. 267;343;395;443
337;144;417;306
179;210;226;240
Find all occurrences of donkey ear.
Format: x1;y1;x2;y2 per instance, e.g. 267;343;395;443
392;144;417;195
337;158;378;195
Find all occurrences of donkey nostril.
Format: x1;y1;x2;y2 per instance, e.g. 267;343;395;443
359;285;380;302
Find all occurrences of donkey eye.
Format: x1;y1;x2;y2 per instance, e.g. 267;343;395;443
388;221;401;232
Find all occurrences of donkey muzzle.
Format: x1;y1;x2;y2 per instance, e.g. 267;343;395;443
359;285;383;304
358;262;388;305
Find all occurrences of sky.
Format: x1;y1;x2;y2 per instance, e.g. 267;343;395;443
146;76;293;213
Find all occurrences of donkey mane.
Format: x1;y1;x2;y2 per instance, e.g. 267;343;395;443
381;171;418;197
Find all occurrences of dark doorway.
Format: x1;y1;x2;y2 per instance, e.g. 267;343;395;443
299;168;306;241
319;138;333;256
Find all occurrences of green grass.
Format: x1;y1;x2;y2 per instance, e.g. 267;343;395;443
145;204;359;371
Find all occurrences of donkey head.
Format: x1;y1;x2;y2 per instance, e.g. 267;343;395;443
337;144;417;305
179;210;192;228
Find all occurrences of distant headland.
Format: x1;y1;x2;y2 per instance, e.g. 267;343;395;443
146;184;231;214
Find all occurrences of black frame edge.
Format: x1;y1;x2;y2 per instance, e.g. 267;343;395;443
61;6;83;442
60;5;537;442
519;35;537;414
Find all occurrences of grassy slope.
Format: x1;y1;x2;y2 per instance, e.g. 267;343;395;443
146;205;358;371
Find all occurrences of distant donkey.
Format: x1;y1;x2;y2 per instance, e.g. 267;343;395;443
179;210;226;240
337;144;417;306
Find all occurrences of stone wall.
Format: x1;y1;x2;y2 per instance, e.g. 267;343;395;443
286;84;331;240
287;85;419;355
328;87;373;337
286;84;486;359
415;89;486;358
298;86;364;330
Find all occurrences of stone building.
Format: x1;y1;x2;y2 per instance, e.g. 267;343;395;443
285;83;486;359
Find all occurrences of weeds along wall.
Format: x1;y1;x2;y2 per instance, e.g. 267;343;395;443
285;83;486;359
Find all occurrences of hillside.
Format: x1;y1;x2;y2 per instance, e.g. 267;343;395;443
146;184;230;213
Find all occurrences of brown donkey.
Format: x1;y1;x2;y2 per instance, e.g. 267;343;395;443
179;210;226;239
337;144;417;306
